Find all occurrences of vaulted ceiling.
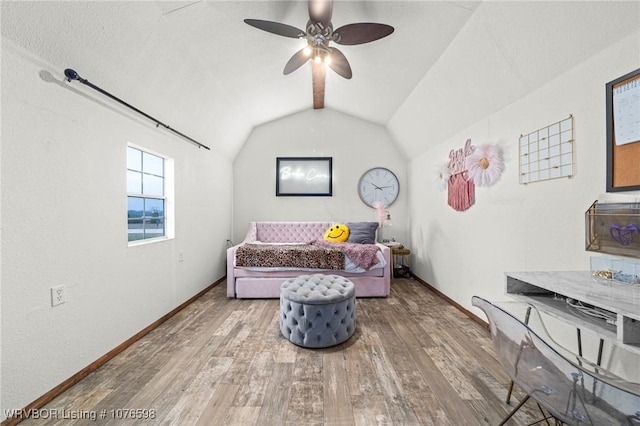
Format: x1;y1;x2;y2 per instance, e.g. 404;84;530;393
2;1;638;160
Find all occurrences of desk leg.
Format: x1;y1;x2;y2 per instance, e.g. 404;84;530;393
577;328;583;358
597;338;604;366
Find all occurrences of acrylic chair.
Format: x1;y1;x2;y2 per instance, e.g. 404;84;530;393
471;296;640;426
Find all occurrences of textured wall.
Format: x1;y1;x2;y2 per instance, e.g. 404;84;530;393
232;109;408;245
403;33;640;381
1;42;232;416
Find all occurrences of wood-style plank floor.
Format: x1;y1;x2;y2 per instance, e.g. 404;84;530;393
21;278;542;425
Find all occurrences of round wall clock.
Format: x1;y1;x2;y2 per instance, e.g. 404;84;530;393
357;167;400;208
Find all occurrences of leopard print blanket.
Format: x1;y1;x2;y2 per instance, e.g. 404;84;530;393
235;243;345;269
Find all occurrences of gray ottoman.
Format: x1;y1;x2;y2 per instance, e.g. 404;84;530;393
280;274;356;348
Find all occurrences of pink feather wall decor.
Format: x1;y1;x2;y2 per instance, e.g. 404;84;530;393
372;201;386;226
436;139;505;211
464;144;504;187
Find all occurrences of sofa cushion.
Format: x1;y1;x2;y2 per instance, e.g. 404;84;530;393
346;222;379;244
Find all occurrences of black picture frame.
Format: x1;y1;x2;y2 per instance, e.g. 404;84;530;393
276;157;333;196
606;67;640;192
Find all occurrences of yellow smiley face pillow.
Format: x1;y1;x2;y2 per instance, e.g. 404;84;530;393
323;224;350;242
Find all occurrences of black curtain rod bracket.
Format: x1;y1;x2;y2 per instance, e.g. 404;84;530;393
64;68;210;150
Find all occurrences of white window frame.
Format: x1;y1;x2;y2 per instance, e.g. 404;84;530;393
127;143;174;246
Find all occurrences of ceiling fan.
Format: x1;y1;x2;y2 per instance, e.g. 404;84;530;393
244;0;394;109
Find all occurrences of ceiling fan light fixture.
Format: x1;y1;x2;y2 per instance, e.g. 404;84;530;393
244;0;393;107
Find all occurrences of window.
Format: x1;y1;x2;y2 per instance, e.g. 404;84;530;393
127;145;172;243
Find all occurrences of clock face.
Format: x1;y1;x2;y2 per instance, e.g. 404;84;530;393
358;167;400;208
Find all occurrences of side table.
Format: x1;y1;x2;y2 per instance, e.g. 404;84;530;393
391;247;411;278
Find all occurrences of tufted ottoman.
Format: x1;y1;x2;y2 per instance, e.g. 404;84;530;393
280;274;356;348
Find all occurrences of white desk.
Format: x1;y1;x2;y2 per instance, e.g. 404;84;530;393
505;271;640;354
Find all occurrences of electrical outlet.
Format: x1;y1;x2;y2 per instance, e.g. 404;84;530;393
51;285;66;307
178;251;184;262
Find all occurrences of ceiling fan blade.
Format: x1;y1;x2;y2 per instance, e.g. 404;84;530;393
327;47;352;79
308;0;333;26
329;47;352;80
333;23;394;45
283;48;310;75
244;19;306;39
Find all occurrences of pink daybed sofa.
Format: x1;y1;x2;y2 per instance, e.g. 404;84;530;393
226;221;391;298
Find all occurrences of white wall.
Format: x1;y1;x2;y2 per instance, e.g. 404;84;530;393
232;109;407;244
406;30;640;314
1;42;232;416
403;33;640;378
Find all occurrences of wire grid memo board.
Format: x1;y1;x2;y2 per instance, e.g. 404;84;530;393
519;115;574;184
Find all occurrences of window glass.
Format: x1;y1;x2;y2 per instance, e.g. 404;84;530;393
127;146;169;243
127;147;142;171
143;174;164;196
127;170;142;194
143;152;164;176
144;198;165;238
127;197;144;242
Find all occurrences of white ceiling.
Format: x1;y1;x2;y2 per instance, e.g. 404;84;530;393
2;1;639;160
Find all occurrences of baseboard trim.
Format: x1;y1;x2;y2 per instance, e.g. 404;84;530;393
2;278;225;426
411;274;489;331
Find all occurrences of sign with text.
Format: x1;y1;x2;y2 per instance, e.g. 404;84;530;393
276;157;332;196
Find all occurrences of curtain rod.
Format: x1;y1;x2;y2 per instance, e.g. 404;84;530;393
64;68;210;151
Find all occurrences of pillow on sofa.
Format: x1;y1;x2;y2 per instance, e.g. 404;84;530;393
323;224;350;242
346;222;379;244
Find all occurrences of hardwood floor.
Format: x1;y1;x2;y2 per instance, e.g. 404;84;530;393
21;278;541;425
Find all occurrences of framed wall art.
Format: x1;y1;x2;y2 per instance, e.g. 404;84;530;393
276;157;333;196
606;67;640;192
